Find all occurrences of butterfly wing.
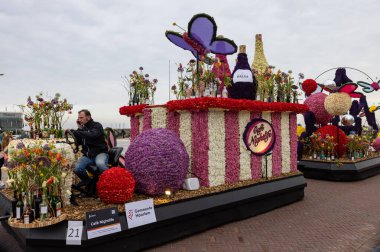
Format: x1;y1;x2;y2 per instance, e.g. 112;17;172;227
209;38;238;55
188;13;237;55
357;81;374;93
338;83;363;98
166;31;198;55
188;13;215;50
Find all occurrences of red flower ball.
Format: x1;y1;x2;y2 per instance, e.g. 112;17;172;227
302;79;318;96
373;138;380;151
315;125;347;156
97;167;135;204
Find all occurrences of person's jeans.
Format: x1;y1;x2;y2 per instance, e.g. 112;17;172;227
74;153;109;184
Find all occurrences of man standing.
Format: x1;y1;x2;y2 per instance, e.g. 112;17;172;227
71;109;108;187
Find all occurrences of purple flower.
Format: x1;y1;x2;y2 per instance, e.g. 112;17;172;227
27;100;34;106
189;59;196;64
139;67;144;71
51;98;58;105
34;156;51;167
16;142;25;149
153;79;158;84
298;73;305;79
145;74;149;78
43;144;50;151
37;97;44;102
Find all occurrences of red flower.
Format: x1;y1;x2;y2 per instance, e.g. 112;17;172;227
302;79;318;97
119;104;148;116
46;176;55;185
315;125;347;156
97;167;135;204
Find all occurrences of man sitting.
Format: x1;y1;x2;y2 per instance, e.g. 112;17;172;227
70;109;109;189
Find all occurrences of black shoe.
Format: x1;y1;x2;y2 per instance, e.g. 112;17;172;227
71;181;88;191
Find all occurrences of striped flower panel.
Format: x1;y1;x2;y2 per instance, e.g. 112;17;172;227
289;113;298;172
261;112;273;178
250;112;262;179
271;112;282;177
224;110;240;183
281;112;291;173
191;111;209;187
167;111;180;136
238;111;252;181
151;107;167;129
179;111;192;175
142;109;152;131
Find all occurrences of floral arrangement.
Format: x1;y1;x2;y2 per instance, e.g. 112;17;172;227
171;59;227;100
346;135;371;159
19;92;73;138
122;67;158;105
97;167;135;204
6;141;73;219
254;66;303;103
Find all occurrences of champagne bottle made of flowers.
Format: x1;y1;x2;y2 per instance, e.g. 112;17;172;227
229;45;257;100
11;191;18;218
16;193;24;220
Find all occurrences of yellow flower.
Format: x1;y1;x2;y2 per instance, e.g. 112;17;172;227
297;125;306;137
378;132;380;138
369;105;377;113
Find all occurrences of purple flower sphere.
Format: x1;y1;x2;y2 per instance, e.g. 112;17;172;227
304;93;333;125
373;138;380;151
124;128;189;195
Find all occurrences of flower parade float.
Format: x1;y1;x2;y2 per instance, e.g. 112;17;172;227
0;14;309;252
297;67;380;181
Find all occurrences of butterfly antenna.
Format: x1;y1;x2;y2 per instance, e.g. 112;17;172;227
172;22;186;32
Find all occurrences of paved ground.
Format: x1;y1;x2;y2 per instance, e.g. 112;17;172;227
1;175;380;251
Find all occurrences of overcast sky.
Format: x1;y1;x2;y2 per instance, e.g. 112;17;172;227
1;0;379;128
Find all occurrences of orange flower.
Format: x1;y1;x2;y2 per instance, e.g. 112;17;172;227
46;176;54;185
56;153;62;161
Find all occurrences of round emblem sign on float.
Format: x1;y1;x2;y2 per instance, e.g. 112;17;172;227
243;118;276;156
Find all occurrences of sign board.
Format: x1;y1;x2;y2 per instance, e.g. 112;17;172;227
124;198;157;229
66;221;83;245
85;207;121;239
243;118;276;156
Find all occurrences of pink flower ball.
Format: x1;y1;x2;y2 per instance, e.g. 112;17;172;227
373;138;380;151
304;93;333;125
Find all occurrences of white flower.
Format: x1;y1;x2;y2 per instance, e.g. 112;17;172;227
66;190;72;196
42;181;47;188
61;172;67;178
6;179;14;187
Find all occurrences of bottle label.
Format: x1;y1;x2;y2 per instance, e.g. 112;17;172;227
41;206;47;214
24;215;29;224
16;207;21;219
233;69;253;83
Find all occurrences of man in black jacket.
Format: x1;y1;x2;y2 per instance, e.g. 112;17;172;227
71;109;109;186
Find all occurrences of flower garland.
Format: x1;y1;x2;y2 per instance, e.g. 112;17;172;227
179;112;192;176
238;111;251;180
208;110;226;186
97;167;135;204
289;113;298;172
119;104;148;116
167;97;308;114
151;107;167;129
250;112;262;179
191;111;209;187
261;112;273;178
224;111;240;183
281;112;291;173
271;112;282;177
